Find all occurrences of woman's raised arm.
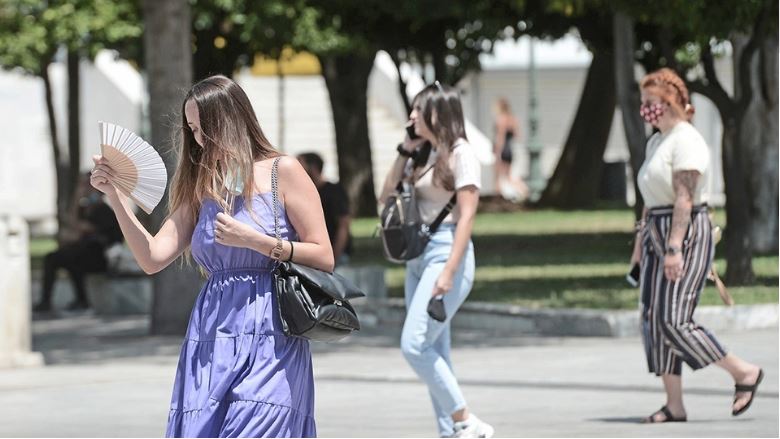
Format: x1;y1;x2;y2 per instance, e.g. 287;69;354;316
91;155;195;274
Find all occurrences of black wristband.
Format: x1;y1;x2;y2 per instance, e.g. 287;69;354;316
287;241;294;262
397;143;417;158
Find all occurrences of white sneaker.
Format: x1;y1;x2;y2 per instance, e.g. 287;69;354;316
453;414;494;438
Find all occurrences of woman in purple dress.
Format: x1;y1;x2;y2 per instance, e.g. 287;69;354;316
90;75;334;437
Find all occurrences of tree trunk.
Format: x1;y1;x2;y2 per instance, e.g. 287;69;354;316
612;12;647;219
319;52;378;217
66;50;81;214
431;50;446;83
688;38;758;284
721;118;756;284
742;35;779;254
390;51;412;115
143;0;201;335
41;62;68;244
537;48;616;208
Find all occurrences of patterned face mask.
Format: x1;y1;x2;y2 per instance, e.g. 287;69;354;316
639;102;666;125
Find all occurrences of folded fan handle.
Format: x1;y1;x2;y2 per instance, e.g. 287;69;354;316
709;265;734;306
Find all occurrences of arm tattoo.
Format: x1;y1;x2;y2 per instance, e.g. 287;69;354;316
671;170;699;235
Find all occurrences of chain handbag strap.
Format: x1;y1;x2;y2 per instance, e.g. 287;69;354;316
271;157;282;243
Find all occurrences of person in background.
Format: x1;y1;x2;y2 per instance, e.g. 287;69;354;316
632;68;763;423
492;97;529;202
298;152;353;267
380;82;494;438
33;172;122;312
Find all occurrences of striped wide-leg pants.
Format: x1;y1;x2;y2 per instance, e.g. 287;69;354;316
640;205;727;376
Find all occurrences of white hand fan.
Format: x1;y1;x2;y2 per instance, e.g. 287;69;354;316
98;121;168;214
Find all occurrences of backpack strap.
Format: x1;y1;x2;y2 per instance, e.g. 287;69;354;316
428;193;457;233
395;161;434;192
404;140;462;232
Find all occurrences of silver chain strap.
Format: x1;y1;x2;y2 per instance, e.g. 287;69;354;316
271;157;282;242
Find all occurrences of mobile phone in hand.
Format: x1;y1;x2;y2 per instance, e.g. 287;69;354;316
427;296;446;322
405;122;419;140
626;263;640;287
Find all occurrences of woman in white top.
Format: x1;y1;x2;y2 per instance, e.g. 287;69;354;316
632;68;763;423
380;82;493;438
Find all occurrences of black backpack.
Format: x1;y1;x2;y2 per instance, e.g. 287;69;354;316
379;178;456;264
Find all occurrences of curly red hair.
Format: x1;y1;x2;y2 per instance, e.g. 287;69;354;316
640;68;695;121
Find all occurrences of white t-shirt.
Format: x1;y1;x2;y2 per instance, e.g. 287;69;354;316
637;121;709;208
411;138;481;224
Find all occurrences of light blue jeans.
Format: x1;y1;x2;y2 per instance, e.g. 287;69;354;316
401;224;475;437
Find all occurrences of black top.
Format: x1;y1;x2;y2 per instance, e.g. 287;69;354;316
505;129;514;144
499;128;515;163
318;182;352;256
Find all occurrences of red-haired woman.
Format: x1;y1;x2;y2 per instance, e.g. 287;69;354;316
91;75;332;437
632;68;763;423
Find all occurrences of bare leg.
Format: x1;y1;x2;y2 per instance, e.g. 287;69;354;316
452;407;470;423
716;353;761;412
509;175;529;200
645;374;687;422
496;161;509;197
493;161;503;196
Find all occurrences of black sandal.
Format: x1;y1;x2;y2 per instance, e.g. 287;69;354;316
732;368;764;416
641;405;687;423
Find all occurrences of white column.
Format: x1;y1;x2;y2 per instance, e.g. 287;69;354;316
0;216;44;368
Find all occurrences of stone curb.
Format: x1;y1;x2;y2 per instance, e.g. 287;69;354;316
352;298;779;337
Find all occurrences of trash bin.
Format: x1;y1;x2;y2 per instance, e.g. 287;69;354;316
0;215;44;368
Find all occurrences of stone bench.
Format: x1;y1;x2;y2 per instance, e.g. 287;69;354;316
85;270;152;316
83;244;152;316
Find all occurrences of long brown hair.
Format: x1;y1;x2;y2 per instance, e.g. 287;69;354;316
169;75;279;223
413;82;468;191
640;68;695;121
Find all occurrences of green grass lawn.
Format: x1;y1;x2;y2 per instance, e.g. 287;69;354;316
351;209;777;309
30;208;777;309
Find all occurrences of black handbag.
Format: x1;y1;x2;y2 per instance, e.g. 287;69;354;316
269;158;365;342
380;176;456;264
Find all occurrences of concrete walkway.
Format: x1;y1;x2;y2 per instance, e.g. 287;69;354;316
0;314;776;437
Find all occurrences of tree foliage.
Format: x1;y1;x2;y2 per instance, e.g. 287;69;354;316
0;0;141;242
0;0;141;74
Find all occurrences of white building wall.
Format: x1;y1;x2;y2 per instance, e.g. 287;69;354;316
0;53;142;230
0;71;58;222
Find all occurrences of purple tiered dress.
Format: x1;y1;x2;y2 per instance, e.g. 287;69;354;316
165;193;316;438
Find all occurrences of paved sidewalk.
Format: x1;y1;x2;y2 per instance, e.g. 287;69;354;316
0;314;776;437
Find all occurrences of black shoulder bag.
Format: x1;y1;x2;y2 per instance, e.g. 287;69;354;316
379;163;456;263
270;158;365;342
